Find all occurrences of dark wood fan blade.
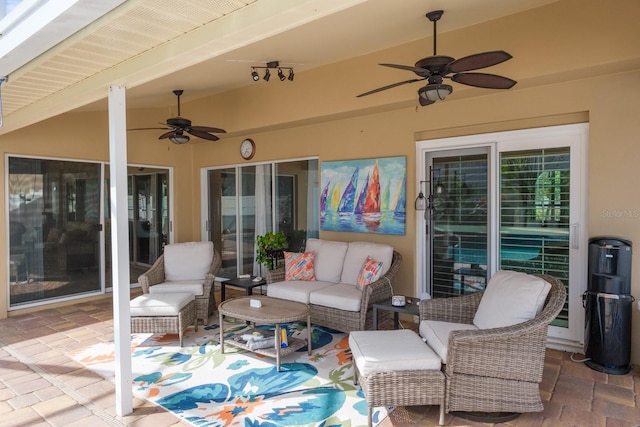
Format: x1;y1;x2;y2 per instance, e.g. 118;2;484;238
158;131;175;139
188;129;219;141
380;63;428;74
448;51;512;73
357;78;425;97
451;72;517;89
127;127;170;131
190;125;226;134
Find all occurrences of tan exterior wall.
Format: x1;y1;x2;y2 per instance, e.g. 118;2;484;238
0;0;639;362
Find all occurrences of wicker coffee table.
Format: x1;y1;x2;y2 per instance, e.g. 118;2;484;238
218;296;311;371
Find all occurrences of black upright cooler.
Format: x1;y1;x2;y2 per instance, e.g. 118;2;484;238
583;237;633;374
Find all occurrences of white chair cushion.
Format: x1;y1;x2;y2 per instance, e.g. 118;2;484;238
309;283;362;312
164;241;213;281
340;241;393;286
419;320;478;364
130;293;194;316
473;270;552;329
305;239;348;283
148;281;204;296
266;280;335;304
349;330;441;377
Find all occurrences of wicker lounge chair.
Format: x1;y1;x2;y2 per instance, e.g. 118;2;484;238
138;241;222;324
419;273;566;416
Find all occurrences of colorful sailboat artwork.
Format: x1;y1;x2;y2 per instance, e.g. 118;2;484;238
362;160;381;223
320;182;330;217
338;167;358;218
320;156;406;235
393;177;406;218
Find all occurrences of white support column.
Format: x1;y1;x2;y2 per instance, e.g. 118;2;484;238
108;85;133;416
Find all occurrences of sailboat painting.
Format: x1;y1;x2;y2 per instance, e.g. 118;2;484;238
321;156;406;235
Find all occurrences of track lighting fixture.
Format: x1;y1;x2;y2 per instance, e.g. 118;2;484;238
250;61;295;83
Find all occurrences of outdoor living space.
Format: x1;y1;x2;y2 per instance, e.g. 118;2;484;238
0;288;639;427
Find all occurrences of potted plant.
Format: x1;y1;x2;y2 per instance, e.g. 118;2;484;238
256;231;287;270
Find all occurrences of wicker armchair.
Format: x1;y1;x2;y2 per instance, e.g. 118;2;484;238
419;274;566;415
138;242;221;324
266;250;402;332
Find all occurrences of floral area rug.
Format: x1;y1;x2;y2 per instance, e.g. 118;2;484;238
69;319;387;426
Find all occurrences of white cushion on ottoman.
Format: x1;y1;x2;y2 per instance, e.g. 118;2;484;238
130;293;194;316
349;329;441;377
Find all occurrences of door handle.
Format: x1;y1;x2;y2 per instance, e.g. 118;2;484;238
570;223;579;249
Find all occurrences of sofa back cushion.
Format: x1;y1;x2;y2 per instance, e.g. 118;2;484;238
164;241;213;282
473;270;551;329
341;241;394;286
305;239;348;282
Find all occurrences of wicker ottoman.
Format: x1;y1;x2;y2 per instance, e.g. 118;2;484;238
349;329;445;426
130;293;198;346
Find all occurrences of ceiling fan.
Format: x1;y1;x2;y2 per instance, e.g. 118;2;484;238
129;89;226;144
357;10;517;106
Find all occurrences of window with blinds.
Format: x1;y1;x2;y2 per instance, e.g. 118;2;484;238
500;148;570;327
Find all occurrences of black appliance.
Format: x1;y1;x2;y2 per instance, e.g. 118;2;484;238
583;237;633;374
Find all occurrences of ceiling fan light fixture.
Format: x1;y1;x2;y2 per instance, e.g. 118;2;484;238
169;133;190;144
420;83;453;102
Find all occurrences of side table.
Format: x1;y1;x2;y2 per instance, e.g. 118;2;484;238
220;276;267;301
372;297;420;330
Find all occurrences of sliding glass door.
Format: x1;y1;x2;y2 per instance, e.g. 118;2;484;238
418;124;587;344
8;157;102;306
205;159;319;279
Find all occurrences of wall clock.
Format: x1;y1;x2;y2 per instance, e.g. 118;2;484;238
240;138;255;160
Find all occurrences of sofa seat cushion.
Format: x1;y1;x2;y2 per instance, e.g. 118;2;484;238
309;283;362;312
305;239;348;283
130;292;195;316
473;270;551;329
349;330;441;377
419;320;478;364
148;281;205;296
340;241;393;286
164;241;213;281
267;280;335;304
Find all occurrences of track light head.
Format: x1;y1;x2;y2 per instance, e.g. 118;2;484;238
251;68;259;81
277;68;286;81
263;68;270;81
287;69;294;81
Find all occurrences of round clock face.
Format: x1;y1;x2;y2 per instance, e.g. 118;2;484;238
240;138;255;160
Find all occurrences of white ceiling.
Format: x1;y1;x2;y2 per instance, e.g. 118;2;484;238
0;0;558;135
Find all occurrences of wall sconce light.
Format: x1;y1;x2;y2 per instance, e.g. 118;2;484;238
250;61;295;82
415;166;445;211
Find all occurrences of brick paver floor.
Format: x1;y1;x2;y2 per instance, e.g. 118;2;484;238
1;289;639;426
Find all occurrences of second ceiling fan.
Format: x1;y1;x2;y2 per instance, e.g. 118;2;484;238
357;10;517;106
131;90;226;144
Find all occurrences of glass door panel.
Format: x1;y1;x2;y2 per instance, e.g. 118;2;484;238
500;148;570;327
8;157;102;306
430;151;489;298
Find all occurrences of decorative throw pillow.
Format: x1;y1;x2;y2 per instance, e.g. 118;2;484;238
356;256;383;290
284;251;316;281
